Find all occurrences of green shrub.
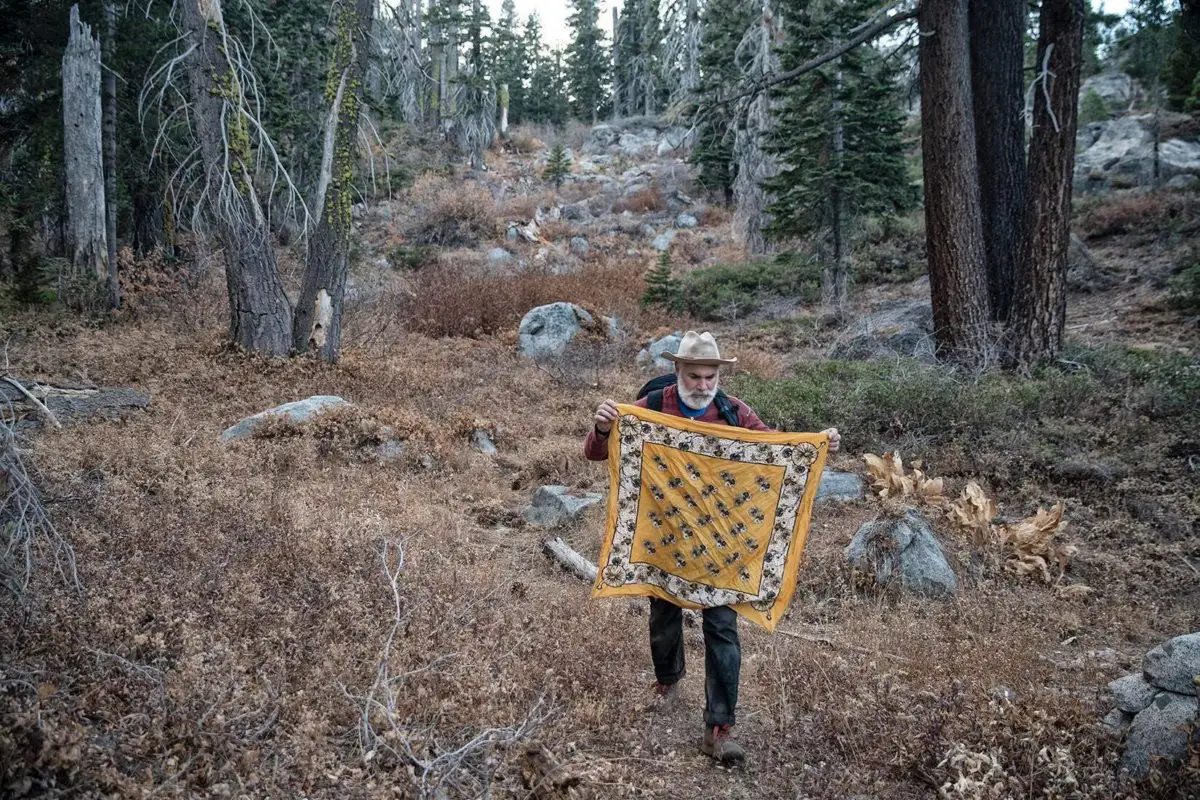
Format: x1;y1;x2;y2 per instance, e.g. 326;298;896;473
1078;89;1112;124
725;344;1197;467
543;143;571;188
389;244;438;271
678;255;820;320
1167;260;1200;311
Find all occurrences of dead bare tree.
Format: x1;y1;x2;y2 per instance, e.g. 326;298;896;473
62;4;109;295
731;0;780;256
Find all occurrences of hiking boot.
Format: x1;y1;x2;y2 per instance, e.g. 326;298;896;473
701;724;746;764
644;681;682;713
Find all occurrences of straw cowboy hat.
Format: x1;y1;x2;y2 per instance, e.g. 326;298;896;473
663;331;738;366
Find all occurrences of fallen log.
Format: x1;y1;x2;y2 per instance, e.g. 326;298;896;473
542;537;597;583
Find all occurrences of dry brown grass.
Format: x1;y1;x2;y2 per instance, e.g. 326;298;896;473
1;298;1196;797
397;259;647;340
612;187;666;214
403;173;499;247
1077;190;1200;239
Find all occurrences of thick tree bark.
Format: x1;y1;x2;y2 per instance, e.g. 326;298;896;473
62;5;108;288
292;0;375;361
103;1;119;308
1008;0;1085;369
180;0;292;356
918;0;992;364
969;0;1025;323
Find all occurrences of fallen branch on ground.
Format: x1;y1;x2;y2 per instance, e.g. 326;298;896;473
542;537;597;583
777;627;912;664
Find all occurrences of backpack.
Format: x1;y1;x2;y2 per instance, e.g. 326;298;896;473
636;373;741;428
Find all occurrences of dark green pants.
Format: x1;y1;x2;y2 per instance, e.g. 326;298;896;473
649;599;740;726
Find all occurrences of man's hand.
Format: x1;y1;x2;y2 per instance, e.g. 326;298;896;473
821;427;841;453
594;399;619;434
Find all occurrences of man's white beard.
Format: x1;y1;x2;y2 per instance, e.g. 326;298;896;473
678;384;718;409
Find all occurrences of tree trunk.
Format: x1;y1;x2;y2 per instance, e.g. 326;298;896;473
612;6;621;120
918;0;992;364
293;0;375;361
180;0;292;355
969;0;1025;323
825;69;848;322
1008;0;1085;369
103;1;119;308
62;4;108;289
500;82;509;133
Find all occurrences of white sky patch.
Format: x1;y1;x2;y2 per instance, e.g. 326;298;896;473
485;0;615;49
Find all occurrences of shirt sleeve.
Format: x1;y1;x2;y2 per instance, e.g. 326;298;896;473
584;397;650;461
735;399;774;432
583;427;610;461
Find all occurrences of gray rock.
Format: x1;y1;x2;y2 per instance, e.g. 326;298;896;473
830;297;936;362
1080;72;1137;108
220;396;350;442
652;229;677;252
636;331;684;370
1167;173;1200;191
518;302;595;360
1101;707;1136;735
505;225;519;243
815;470;865;503
582;124;621;154
675;213;699;229
471;429;497;455
1075;114;1200;192
1109;673;1160;714
569;236;590;256
617;129;659;158
1120;691;1197;778
640;223;657;238
561;202;591;221
488;247;515;268
1143;632;1200;695
656;127;691;157
374;439;407;462
846;509;958;598
524;485;603;527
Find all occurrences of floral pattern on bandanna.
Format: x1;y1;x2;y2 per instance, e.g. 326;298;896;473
592;404;829;631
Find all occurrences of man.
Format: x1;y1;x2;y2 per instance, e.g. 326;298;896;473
584;331;840;763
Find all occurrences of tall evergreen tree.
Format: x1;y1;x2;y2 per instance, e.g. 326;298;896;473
615;0;665;116
766;0;915;319
565;0;611;122
527;40;571;126
689;0;756;203
492;0;528;125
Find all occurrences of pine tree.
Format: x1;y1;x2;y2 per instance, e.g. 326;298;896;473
765;0;916;318
615;0;665;117
565;0;610;122
492;0;528;125
544;142;571;187
689;0;756;204
641;251;682;310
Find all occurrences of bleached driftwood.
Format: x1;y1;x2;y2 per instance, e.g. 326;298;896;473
542;537;597;583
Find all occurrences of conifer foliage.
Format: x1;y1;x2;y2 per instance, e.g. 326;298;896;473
565;0;611;122
641;251;682;310
543;142;571;188
765;0;915;316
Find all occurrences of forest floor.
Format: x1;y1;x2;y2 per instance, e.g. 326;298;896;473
2;133;1198;799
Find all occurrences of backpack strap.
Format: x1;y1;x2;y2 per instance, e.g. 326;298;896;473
647;389;665;413
714;390;741;428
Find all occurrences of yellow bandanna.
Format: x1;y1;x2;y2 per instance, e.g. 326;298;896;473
591;404;829;631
